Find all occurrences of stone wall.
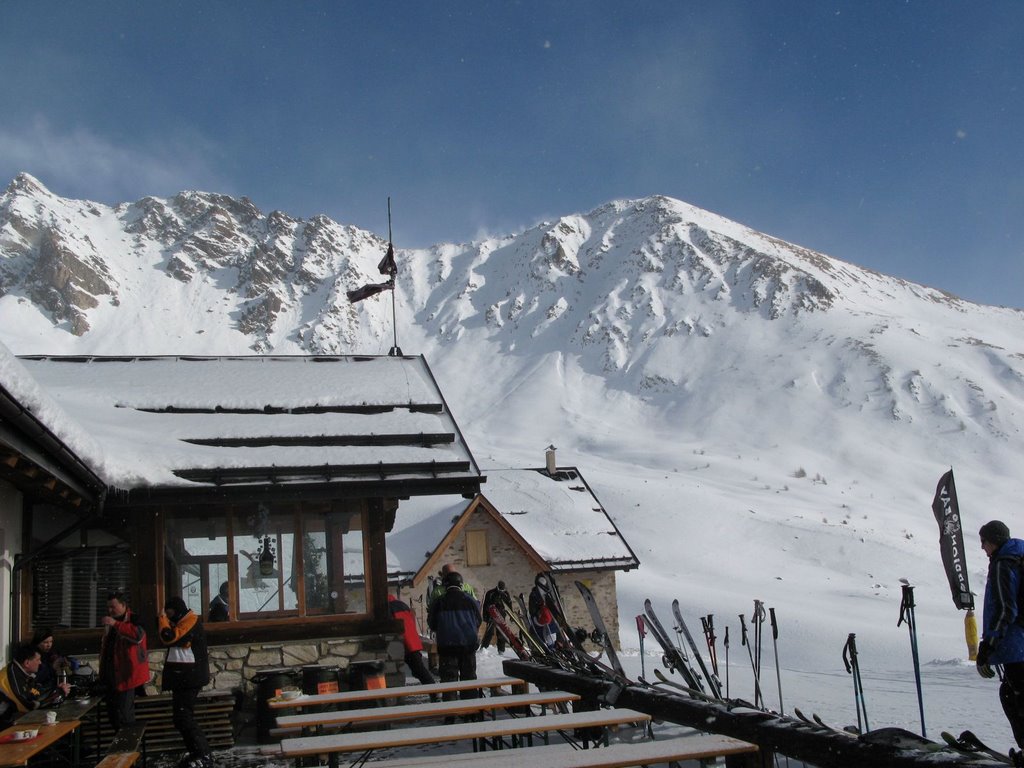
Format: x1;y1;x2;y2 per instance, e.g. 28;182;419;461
76;632;406;702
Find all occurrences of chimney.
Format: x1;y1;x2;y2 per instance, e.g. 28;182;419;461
545;445;557;475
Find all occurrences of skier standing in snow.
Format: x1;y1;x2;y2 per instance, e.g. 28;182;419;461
427;563;476;609
480;581;513;653
427;571;481;701
977;520;1024;747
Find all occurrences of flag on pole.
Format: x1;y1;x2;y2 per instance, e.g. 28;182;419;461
931;469;973;610
377;242;397;278
348;241;397;303
346;279;394;303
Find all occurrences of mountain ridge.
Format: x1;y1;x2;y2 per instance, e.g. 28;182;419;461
3;172;1024;686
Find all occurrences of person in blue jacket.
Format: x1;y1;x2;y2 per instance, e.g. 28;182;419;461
427;570;481;702
978;520;1024;747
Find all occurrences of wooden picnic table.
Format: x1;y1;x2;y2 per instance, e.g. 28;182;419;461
17;695;106;763
275;690;579;732
357;733;760;768
268;676;526;710
0;720;82;768
273;707;651;760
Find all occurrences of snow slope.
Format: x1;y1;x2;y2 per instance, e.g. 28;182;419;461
3;175;1024;746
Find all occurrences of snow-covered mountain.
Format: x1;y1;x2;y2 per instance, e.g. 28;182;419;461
3;172;1023;738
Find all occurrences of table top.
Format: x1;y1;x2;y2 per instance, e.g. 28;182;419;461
276;689;580;729
16;696;102;725
277;708;651;757
0;720;81;767
359;734;759;768
268;676;525;710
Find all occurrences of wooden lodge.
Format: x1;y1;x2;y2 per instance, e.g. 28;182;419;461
0;351;482;692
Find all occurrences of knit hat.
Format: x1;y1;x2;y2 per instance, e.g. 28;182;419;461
979;520;1011;547
164;596;190;617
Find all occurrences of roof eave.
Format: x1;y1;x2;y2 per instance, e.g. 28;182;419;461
103;474;485;507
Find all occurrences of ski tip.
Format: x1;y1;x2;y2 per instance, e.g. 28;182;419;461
899;577;910;585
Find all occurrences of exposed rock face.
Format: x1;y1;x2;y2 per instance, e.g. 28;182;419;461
24;229;116;334
2;173;1019;447
1;174;391;346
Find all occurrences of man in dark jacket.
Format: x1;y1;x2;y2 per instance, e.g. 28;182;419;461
159;596;212;768
0;643;47;728
978;521;1024;747
427;571;481;701
207;582;230;623
480;581;513;653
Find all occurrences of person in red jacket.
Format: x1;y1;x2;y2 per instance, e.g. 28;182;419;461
99;592;150;729
387;594;435;686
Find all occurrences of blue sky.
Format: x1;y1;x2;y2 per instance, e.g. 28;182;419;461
1;2;1021;308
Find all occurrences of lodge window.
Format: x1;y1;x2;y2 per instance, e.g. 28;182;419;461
465;529;490;567
164;502;368;621
32;544;134;631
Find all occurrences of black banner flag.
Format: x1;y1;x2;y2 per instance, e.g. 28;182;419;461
931;469;973;610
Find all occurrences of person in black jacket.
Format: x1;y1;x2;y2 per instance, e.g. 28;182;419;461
0;643;48;728
207;583;230;623
480;581;513;653
427;571;481;702
159;597;212;768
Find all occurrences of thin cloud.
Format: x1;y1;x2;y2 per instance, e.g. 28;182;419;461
0;116;229;204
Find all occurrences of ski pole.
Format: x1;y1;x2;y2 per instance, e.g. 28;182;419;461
636;615;647;679
724;624;730;698
752;600;766;687
842;632;869;733
769;607;784;714
702;614;719;677
898;581;926;737
739;613;764;707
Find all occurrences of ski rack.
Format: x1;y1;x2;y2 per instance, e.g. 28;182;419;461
501;660;1004;768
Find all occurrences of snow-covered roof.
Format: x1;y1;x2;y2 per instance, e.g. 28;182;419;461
387;467;639;574
17;354;482;498
0;340;106;505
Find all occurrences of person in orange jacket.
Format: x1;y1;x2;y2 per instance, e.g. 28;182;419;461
159;596;212;768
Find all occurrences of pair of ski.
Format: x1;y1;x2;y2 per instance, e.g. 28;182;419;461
534;576;631;685
492;574;630;686
644;598;723;700
941;730;1019;765
793;707;857;736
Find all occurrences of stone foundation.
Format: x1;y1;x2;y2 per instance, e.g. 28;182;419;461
77;632;405;703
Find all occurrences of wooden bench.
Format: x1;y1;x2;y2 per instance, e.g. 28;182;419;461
91;689;234;754
267;676;525;711
353;733;759;768
273;690;580;734
270;708;652;761
95;723;147;768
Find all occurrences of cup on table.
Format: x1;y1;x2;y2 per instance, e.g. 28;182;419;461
45;710;58;725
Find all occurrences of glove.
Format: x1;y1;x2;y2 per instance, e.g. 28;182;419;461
977;638;995;666
978;663;996;679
